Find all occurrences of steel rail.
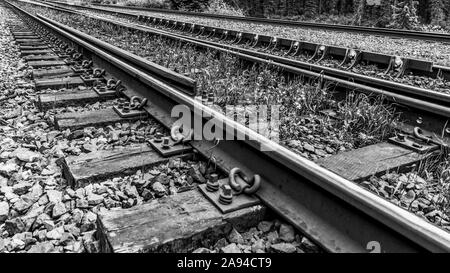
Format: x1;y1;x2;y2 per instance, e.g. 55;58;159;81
47;0;450;43
21;0;450;122
9;1;450;253
29;1;450;106
40;0;446;73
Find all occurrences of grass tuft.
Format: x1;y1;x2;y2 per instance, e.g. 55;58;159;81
336;92;400;147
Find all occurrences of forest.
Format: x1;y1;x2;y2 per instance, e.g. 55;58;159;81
165;0;450;29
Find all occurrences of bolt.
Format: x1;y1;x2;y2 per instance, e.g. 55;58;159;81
206;174;219;192
162;137;170;149
219;184;233;205
396;134;406;142
154;132;163;143
122;104;130;113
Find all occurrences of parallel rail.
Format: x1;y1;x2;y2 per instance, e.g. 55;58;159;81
20;0;450;132
43;0;450;75
9;0;450;252
49;0;450;43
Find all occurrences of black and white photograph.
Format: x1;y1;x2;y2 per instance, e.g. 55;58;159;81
0;0;449;262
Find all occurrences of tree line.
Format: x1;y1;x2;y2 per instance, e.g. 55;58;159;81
170;0;449;28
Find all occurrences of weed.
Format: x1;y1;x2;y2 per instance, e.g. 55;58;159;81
336;92;400;147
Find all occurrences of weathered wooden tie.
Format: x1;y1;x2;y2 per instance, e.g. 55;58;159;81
54;108;147;130
34;76;84;91
14;35;40;39
37;89;107;110
317;142;424;182
11;32;35;36
23;54;59;61
58;144;185;187
28;60;67;68
15;38;42;43
97;190;266;253
32;66;76;79
20;45;48;50
20;49;53;56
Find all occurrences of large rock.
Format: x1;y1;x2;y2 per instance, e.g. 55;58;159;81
0;201;9;223
12;182;32;195
64;224;80;238
270;243;297;253
251;239;266;253
70;209;84;225
52;202;67;218
75;188;86;199
213;238;228;249
266;230;279;243
22;204;45;231
24;184;43;203
28;241;55;253
189;166;206;183
279;224;295;242
87;194;104;206
43;219;55;231
303;143;315;153
0;175;7;188
75;198;89;209
34;229;47;242
1;186;14;198
155;174;170;185
124;185;139;199
46;190;62;204
12;232;35;247
220;243;242;253
151;182;166;197
0;161;19;176
46;226;64;240
59;232;75;246
257;221;273;233
5;217;26;235
13;197;33;213
33;213;51;230
12;148;41;163
8;238;25;251
228;228;245;244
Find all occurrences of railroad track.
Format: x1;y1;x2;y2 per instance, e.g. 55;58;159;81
4;0;450;253
40;1;450;70
49;0;450;43
28;1;450;115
